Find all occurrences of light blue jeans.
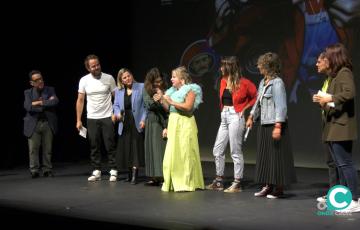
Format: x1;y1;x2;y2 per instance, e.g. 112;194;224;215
213;106;245;179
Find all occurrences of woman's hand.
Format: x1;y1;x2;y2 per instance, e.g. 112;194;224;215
162;128;167;138
313;94;332;104
272;123;281;140
139;121;145;129
153;93;162;102
153;89;163;102
246;116;253;129
163;95;174;106
112;113;123;122
111;114;117;123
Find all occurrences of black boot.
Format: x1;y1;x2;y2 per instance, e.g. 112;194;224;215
124;168;132;182
130;167;138;185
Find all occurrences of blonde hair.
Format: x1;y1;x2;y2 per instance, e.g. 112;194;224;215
172;66;192;84
117;68;133;89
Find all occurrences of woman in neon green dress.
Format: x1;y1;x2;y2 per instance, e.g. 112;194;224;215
160;66;205;192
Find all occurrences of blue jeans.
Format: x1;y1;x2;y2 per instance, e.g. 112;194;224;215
327;141;358;200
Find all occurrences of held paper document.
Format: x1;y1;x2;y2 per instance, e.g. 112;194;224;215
79;126;87;138
317;90;335;108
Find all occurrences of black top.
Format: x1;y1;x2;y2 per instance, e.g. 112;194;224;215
222;89;233;106
124;89;132;110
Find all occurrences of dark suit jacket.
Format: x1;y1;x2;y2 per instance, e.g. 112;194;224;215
23;86;59;137
323;67;357;141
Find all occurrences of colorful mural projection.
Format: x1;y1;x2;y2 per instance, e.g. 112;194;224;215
181;0;359;104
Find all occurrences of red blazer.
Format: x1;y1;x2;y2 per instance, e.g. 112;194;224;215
219;76;257;113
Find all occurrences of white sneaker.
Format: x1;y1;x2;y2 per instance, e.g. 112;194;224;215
254;186;272;197
88;170;101;182
224;181;242;193
316;195;327;203
336;200;360;213
109;169;118;182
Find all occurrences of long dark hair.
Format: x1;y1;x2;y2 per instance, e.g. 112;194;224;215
221;56;242;92
324;43;352;77
144;67;168;96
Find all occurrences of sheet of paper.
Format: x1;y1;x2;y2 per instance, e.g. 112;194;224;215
317;90;335;108
79;126;87;138
317;90;326;96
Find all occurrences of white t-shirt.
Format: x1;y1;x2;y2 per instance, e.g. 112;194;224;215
78;73;116;119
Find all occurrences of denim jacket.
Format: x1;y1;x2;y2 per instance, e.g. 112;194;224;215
250;77;287;125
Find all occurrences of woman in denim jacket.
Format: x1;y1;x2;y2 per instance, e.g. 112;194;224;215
246;52;296;198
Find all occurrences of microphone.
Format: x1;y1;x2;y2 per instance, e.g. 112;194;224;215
244;127;251;142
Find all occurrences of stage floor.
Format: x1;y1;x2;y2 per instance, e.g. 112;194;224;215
0;161;359;229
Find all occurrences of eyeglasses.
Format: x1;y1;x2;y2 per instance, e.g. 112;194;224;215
32;78;43;83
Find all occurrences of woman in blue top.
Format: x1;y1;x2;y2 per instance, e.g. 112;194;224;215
113;68;147;184
160;66;205;192
246;52;296;198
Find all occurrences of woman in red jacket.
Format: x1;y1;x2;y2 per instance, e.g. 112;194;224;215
206;56;257;193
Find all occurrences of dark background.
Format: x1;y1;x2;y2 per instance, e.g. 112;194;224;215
2;0;359;170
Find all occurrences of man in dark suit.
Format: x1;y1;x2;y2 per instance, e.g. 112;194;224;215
24;70;58;178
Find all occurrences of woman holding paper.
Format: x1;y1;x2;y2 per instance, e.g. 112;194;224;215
246;52;296;199
313;52;339;203
206;56;257;193
313;43;359;213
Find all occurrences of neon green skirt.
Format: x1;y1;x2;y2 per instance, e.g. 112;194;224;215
161;113;205;192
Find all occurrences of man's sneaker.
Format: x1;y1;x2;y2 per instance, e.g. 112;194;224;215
88;170;101;182
206;179;224;191
109;169;118;182
336;200;360;213
224;181;242;193
316;195;327;203
254;186;272;197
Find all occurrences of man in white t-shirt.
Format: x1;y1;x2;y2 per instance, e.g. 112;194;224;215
76;54;118;182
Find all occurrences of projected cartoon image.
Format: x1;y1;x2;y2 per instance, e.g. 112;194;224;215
206;0;359;103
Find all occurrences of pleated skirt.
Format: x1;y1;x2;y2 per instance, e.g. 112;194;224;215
254;123;297;186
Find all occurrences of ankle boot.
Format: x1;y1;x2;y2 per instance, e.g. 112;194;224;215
124;168;132;182
130;167;138;185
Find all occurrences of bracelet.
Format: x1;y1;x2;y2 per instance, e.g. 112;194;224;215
274;123;282;129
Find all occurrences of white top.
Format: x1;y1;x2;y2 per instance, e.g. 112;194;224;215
78;73;116;119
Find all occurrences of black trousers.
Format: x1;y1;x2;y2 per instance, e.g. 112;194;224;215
87;117;116;170
28;120;53;173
